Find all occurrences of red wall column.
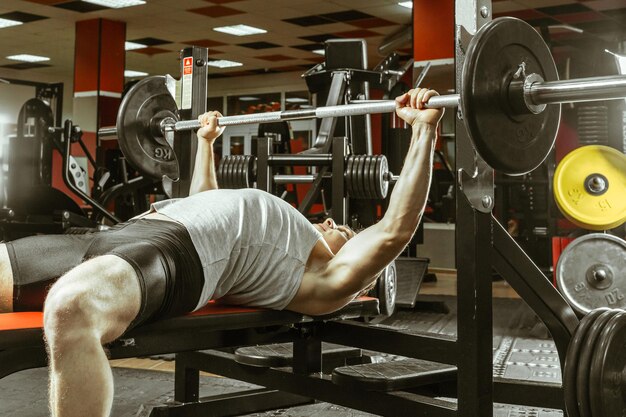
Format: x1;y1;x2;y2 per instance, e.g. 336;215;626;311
52;18;125;204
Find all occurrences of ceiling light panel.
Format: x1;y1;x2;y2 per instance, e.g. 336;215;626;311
0;18;23;29
82;0;146;8
398;2;413;9
213;24;267;37
125;41;146;51
7;54;50;62
207;60;243;68
124;70;148;77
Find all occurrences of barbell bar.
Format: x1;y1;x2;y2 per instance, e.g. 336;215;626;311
101;74;625;137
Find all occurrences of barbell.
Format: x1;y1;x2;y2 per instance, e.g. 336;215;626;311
217;154;398;199
99;17;626;180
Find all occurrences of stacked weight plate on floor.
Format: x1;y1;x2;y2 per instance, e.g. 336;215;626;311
345;155;389;200
217;155;256;189
563;308;626;417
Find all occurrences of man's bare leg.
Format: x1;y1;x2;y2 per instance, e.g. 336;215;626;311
0;244;13;313
43;254;141;417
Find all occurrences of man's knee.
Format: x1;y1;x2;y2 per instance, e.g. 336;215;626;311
43;255;142;346
44;285;93;348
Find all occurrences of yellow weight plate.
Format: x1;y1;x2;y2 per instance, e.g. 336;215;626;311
554;145;626;230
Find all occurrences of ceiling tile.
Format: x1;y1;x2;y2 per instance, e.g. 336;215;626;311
130;46;171;56
333;29;380;38
283;15;334;27
0;11;48;22
538;3;591;14
525;17;561;26
557;10;606;23
255;54;295;61
181;39;227;47
238;41;281;49
54;1;108;12
579;0;624;9
349;17;395;28
24;0;67;5
320;10;374;22
1;62;51;69
129;37;171;46
188;5;244;17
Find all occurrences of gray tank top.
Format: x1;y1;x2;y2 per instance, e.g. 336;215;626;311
151;189;322;311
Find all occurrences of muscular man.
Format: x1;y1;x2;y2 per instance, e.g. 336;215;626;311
0;88;442;417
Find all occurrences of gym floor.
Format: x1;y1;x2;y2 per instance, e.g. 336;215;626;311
0;272;561;417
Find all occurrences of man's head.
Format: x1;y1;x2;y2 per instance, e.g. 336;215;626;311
313;218;356;254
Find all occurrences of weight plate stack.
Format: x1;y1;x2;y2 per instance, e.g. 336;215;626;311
556;233;626;315
575;310;616;417
553;145;626;230
345;155;390;200
589;311;626;417
563;308;609;417
564;308;626;417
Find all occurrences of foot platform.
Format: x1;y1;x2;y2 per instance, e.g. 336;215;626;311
234;342;362;368
332;358;456;391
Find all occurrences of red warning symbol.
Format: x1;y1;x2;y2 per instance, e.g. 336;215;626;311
183;57;193;67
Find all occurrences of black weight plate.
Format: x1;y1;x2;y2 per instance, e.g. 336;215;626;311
242;156;251;188
345;156;354;197
589;311;626;417
353;155;363;199
231;156;240;188
237;156;246;188
563;308;609;417
576;309;618;417
355;156;365;199
361;155;371;199
117;76;180;180
225;156;234;189
373;155;384;199
461;17;560;176
217;157;226;186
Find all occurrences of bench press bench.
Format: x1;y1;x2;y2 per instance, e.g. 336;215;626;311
0;297;380;380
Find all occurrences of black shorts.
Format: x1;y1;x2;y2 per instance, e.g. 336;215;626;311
6;219;204;328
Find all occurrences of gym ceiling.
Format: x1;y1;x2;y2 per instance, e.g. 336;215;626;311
0;0;624;81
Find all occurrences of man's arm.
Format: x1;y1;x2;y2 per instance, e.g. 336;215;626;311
189;111;224;195
308;89;443;311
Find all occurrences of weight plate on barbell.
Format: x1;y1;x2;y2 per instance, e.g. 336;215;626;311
233;156;242;188
553;145;626;231
461;17;560;176
116;75;180;180
378;156;390;199
355;155;366;199
217;157;226;186
556;233;626;315
575;309;617;417
589;311;626;417
370;156;380;199
225;156;235;189
377;261;397;317
363;155;374;200
345;156;355;197
563;308;609;417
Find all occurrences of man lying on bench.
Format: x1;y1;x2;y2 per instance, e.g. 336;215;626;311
0;88;442;417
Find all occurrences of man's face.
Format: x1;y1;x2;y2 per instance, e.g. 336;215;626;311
313;218;355;254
